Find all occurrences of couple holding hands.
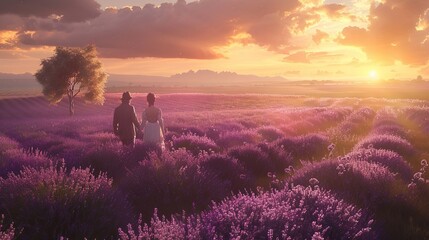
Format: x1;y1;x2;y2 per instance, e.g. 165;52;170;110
113;92;165;149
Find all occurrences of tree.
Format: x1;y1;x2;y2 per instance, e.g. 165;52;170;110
35;45;107;116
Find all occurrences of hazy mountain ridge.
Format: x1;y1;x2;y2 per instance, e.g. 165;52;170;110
0;72;41;89
1;71;425;96
0;70;289;90
171;70;287;85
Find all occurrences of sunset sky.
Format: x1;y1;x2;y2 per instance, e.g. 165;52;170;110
0;0;428;81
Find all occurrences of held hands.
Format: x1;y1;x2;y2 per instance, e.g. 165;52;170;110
136;129;144;139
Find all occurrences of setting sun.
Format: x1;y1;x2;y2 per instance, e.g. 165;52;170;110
369;70;378;80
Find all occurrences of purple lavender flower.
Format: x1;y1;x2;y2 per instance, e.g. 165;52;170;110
257;126;284;142
353;134;415;158
275;133;330;161
217;129;260;149
119;149;229;222
0;215;16;240
120;185;377;239
172;134;219;155
0;147;52;178
345;149;413;180
227;144;272;178
200;154;250;192
291;160;397;207
0;162;132;239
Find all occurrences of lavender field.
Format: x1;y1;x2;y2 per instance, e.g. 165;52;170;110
1;93;429;239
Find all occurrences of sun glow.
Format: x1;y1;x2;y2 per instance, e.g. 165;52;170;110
0;31;17;44
369;70;378;80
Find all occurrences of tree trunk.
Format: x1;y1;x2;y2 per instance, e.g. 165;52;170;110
68;95;74;116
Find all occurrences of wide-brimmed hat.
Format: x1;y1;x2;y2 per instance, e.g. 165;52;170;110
121;91;132;100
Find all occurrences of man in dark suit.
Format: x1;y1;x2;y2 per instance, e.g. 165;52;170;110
113;92;142;146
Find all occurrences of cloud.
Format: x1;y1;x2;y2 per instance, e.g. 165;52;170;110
1;0;351;59
284;70;301;75
0;0;102;22
0;30;18;49
284;51;340;63
316;70;331;76
287;10;321;32
316;4;348;18
312;29;329;44
0;15;26;31
338;0;429;65
0;50;25;59
14;0;306;58
284;51;311;63
420;65;429;75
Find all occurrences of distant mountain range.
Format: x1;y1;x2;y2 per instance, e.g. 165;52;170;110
0;72;41;89
0;70;289;90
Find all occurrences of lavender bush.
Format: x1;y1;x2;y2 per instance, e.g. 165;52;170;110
123;141;163;162
172;134;219;155
0;148;51;178
0;163;132;239
0;216;16;240
79;142;128;181
119;185;377;239
257;126;284;142
291;160;398;207
354;134;415;158
0;135;20;154
345;149;413;180
200;154;251;192
371;125;408;139
227;144;272;178
402;107;429;134
257;142;294;172
217;129;260;149
119;149;229;221
275;133;330;161
166;125;205;137
327;108;375;152
287;119;315;134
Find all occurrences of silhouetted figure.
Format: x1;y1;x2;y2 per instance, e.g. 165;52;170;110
113;92;142;146
142;93;165;150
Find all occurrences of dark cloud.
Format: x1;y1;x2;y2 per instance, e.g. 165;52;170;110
0;0;101;22
338;0;429;65
0;14;25;31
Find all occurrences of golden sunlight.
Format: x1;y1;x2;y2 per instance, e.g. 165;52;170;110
369;70;378;80
0;31;17;44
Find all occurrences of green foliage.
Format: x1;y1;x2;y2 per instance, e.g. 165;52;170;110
35;45;107;114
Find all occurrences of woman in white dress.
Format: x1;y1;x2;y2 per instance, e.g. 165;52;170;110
141;93;165;150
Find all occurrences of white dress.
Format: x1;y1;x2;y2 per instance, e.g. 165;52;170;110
142;106;165;150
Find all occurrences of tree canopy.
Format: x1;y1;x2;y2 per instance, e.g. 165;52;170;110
35;45;107;115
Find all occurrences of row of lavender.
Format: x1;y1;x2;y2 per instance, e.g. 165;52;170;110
0;106;349;238
119;107;429;239
1;105;429;239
